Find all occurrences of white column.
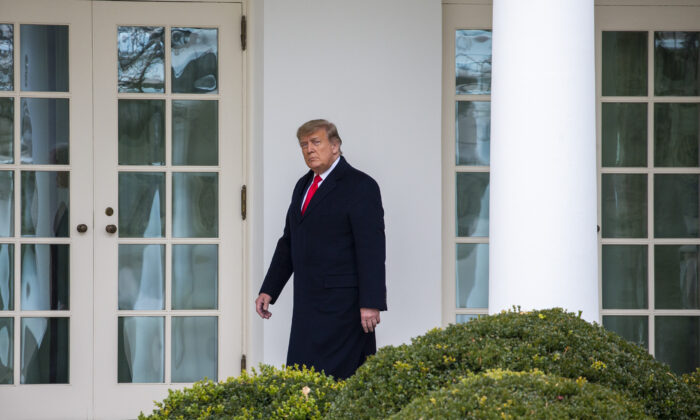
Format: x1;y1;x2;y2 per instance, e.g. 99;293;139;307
489;0;599;321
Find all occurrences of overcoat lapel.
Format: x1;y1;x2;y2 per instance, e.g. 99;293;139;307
293;171;314;223
300;157;348;221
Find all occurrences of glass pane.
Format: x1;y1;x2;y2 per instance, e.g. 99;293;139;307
654;103;699;167
171;28;218;94
456;243;488;309
602;245;647;309
118;244;164;310
118;26;164;93
118;316;164;383
21;244;69;311
20;25;68;92
455;30;491;95
0;24;13;91
118;172;165;238
118;99;165;166
0;317;12;384
0;170;13;236
456;172;489;237
0;97;12;162
654;174;699;238
602;103;647;167
456;314;478;324
601;174;647;238
20;98;69;165
173;172;218;238
172;244;217;310
21;317;69;383
602;316;648;349
655;32;700;96
171;316;217;382
602;31;647;96
456;101;490;166
655;316;700;375
21;171;70;237
172;100;218;165
0;244;12;310
655;245;700;310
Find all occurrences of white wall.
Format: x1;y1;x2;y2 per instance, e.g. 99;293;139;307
258;0;443;366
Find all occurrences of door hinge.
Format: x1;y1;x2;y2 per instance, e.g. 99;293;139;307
241;15;247;51
241;185;247;220
241;354;247;371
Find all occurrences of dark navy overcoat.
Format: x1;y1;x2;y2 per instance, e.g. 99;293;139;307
259;156;386;379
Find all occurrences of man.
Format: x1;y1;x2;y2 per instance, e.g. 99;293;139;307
255;119;386;380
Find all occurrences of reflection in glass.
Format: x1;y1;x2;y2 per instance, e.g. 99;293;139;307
602;103;646;167
173;244;217;309
602;316;648;349
172;28;218;93
119;172;165;238
655;245;699;310
119;245;164;310
654;175;699;238
456;172;489;237
172;100;218;165
0;171;12;236
456;244;488;309
20;98;69;164
455;30;491;95
0;317;12;384
21;244;69;311
654;103;699;167
456;314;478;324
655;316;699;375
21;171;70;237
456;101;490;166
21;317;69;383
602;245;647;309
601;174;647;238
118;100;165;166
0;24;13;91
655;32;700;96
0;244;12;310
20;25;68;92
118;316;164;383
172;317;217;382
173;172;218;238
118;26;164;93
602;31;647;96
0;97;12;162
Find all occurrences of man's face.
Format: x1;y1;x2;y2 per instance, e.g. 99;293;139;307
299;128;339;174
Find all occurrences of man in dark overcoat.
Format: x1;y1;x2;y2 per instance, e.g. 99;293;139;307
255;119;386;380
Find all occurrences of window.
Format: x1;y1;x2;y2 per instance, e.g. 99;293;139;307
598;6;700;375
442;5;492;324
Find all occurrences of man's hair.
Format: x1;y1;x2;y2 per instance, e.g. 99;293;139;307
296;119;343;149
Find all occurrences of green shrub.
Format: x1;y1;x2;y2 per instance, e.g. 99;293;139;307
328;308;699;419
390;369;650;420
139;365;342;420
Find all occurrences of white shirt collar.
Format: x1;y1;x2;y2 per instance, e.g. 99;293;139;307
316;155;341;181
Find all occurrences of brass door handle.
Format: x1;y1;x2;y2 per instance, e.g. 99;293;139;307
77;224;88;233
106;224;117;234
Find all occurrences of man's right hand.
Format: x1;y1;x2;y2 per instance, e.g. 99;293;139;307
255;293;273;319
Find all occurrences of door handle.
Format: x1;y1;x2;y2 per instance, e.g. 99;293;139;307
106;224;117;234
77;224;88;233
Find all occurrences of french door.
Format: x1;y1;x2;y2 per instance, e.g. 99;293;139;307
0;1;244;419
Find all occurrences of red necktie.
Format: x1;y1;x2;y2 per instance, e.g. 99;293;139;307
302;175;322;215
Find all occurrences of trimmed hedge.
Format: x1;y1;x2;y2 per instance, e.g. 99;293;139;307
138;365;342;420
390;369;651;419
327;308;699;419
